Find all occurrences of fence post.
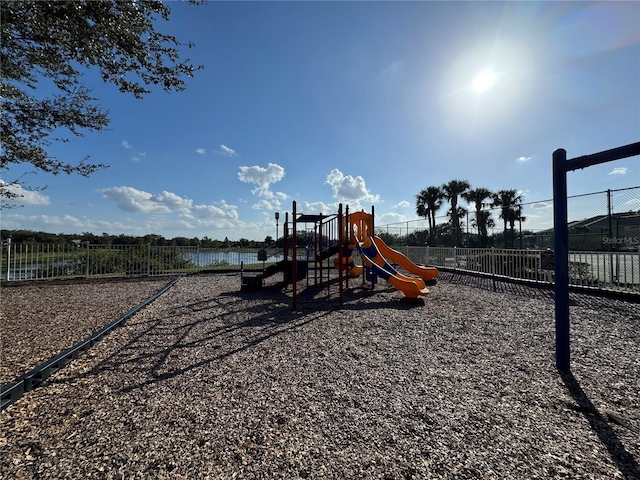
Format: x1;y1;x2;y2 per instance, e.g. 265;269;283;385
85;241;90;279
607;189;615;283
453;246;457;271
491;247;496;292
5;237;11;281
553;148;570;372
147;244;151;276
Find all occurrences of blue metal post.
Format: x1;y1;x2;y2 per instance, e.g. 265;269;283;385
552;148;570;371
552;142;639;372
553;142;640;372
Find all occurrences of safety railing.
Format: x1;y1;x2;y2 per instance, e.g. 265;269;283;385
403;246;639;294
0;242;285;281
3;242;639;295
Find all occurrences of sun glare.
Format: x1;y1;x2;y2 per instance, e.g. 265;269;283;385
472;69;496;93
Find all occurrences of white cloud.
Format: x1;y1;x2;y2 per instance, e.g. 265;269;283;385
530;202;552;210
122;140;132;149
131;157;140;162
102;186;242;224
0;213;96;230
220;144;237;157
101;186;172;213
3;208;248;239
55;215;92;228
252;195;287;211
325;169;379;204
395;200;411;208
0;181;50;206
193;200;238;220
238;163;285;189
238;163;287;210
517;156;532;163
252;199;276;210
609;167;629;175
253;189;288;202
150;191;193;209
303;201;337;215
196;148;206;155
150;191;193;216
377;211;407;225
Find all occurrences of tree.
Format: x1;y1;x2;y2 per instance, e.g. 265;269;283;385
415;186;443;245
462;187;493;247
511;204;526;249
376;231;400;247
492;189;524;248
470;211;496;246
1;0;203;204
442;179;470;246
406;229;430;247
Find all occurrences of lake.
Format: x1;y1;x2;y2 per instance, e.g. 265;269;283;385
186;251;285;267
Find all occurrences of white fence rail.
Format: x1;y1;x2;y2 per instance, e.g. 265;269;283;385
405;246;639;293
0;242;290;281
2;242;639;295
1;243;201;280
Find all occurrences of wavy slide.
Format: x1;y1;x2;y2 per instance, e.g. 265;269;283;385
355;236;429;298
333;255;364;277
373;236;439;282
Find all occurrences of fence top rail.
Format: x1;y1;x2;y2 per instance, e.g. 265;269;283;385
560;141;640;171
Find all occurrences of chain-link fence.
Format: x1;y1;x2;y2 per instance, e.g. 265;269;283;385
376;186;640;251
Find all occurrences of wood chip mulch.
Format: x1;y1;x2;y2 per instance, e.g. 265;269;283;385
1;272;638;479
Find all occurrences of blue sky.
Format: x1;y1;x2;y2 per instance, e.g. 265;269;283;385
2;1;639;241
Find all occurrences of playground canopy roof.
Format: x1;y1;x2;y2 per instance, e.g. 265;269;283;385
296;213;336;223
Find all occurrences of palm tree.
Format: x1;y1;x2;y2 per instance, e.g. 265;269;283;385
462;187;493;247
471;211;496;246
512;204;526;248
492;189;524;248
442;179;470;245
415;186;443;245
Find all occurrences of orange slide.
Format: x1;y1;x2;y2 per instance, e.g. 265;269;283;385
373;236;439;282
356;236;430;299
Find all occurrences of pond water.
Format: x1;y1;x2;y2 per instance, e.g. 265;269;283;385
185;251;285;266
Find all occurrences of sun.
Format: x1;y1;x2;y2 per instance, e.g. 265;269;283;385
472;68;496;93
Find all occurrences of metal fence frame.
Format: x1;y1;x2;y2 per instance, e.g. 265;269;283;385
1;241;204;280
375;186;639;250
3;241;638;296
403;246;640;294
1;242;293;281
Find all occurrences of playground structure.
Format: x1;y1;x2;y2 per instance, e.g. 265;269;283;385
241;201;439;307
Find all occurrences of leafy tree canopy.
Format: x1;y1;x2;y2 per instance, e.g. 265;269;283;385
1;0;203;204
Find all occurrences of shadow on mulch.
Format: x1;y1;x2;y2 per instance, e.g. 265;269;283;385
440;270;639;475
438;271;555;300
438;271;640;319
561;371;640;478
238;276;428;311
52;287;331;395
